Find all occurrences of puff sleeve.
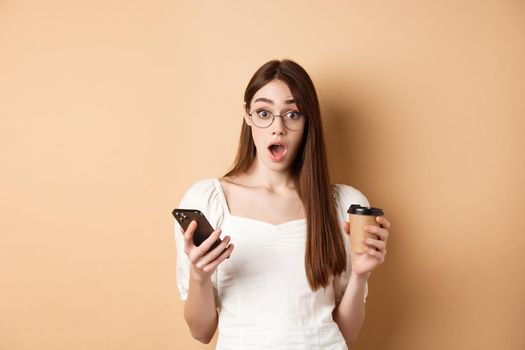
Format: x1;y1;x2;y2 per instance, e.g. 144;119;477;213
332;183;370;304
173;178;225;301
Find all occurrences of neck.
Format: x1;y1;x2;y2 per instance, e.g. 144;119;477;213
243;156;296;193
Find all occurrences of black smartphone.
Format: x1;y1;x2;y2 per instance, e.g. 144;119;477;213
172;208;222;252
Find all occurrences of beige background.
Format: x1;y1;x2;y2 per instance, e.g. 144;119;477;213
1;1;524;349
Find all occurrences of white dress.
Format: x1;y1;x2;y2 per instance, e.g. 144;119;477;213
173;178;370;350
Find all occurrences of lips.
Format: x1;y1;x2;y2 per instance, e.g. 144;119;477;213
267;141;287;162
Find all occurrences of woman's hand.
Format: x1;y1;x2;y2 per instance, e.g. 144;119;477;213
343;216;391;277
181;220;234;283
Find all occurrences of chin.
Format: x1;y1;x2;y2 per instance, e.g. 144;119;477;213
265;155;296;172
269;163;291;172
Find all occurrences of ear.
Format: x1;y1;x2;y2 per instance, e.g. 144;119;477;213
243;102;252;126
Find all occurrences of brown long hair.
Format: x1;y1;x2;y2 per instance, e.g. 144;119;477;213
224;59;346;291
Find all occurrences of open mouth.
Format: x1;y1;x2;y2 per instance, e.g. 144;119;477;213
267;143;287;162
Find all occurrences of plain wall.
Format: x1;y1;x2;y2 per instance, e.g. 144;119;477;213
1;1;524;349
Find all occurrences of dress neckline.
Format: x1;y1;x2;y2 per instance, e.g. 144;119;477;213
212;178;306;229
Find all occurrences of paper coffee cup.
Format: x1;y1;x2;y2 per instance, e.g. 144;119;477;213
347;204;384;253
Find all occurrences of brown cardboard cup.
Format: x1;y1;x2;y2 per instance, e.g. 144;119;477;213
347;204;384;253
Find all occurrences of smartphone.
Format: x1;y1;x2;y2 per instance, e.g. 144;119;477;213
172;208;222;252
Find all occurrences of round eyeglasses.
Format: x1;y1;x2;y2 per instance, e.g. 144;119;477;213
248;109;305;131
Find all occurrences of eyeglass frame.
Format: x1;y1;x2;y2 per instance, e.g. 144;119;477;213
247;108;305;130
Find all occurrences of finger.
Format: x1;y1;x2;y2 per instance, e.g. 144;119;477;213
183;220;197;248
364;237;386;251
376;216;391;229
196;235;231;267
203;244;234;273
196;228;223;255
366;247;386;263
365;224;389;242
343;221;350;235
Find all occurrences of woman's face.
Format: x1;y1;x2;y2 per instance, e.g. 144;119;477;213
244;79;306;172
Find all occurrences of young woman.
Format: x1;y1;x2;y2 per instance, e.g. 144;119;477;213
174;59;391;349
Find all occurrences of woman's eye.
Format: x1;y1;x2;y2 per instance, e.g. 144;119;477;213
286;111;301;119
257;110;271;118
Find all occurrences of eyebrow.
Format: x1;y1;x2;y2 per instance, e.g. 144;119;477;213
254;97;296;104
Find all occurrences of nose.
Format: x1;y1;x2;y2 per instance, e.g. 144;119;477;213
271;115;286;135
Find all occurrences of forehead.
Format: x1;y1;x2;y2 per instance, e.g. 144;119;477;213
251;80;295;104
